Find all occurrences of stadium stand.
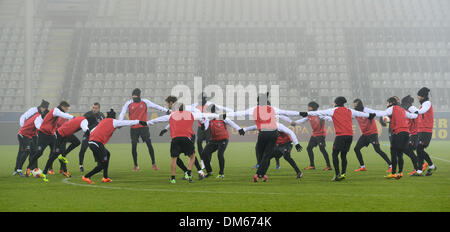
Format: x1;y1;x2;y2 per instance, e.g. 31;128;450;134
0;0;449;112
0;19;51;111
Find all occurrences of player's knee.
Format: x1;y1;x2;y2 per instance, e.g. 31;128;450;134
199;152;207;160
218;154;225;160
373;145;383;153
354;144;363;152
283;153;291;160
142;136;151;142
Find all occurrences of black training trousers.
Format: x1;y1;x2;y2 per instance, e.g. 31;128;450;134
196;126;211;160
271;143;301;174
85;141;111;179
27;131;56;172
354;134;391;167
255;130;279;177
331;135;353;176
201;139;229;175
79;133;93;165
416;132;434;167
45;131;81;172
130;127;156;166
390;132;410;174
306;136;330;167
15;134;33;171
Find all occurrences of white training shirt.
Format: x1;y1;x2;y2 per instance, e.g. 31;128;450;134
19;107;38;127
243;123;299;145
119;98;169;120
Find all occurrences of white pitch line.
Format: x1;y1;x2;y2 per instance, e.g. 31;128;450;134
62;178;283;195
431;155;450;163
62;178;450;198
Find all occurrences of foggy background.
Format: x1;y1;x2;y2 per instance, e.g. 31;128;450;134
0;0;449;144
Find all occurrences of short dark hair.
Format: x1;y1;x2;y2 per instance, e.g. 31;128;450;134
334;96;347;107
59;101;70;108
165;95;178;103
93;102;100;107
353;99;364;111
387;97;399;106
39;99;50;109
132;88;141;97
83;111;96;124
401;95;414;110
308;101;319;111
417;87;430;97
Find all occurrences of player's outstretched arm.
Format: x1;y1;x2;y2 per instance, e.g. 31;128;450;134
113;119;140;128
293;117;309;126
192;113;220;120
277;123;299;145
406;111;419;119
277;123;302;152
118;100;132;120
304;108;336;117
273;107;301;117
143;98;169;113
243;125;258;133
207;101;235;113
226;107;255;118
319;116;333;122
350;109;374;119
416;101;432;115
370;106;393;118
224;118;242;131
53;107;74;120
408;106;419;113
147;115;171;125
278;115;294;124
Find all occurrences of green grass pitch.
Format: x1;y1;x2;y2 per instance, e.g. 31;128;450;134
0;141;449;212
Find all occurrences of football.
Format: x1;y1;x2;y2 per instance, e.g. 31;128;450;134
32;168;42;178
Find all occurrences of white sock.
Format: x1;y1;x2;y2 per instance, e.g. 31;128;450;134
417;170;423;174
200;160;205;169
429;164;435;169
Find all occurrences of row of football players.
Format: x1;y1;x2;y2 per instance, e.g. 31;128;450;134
14;87;436;183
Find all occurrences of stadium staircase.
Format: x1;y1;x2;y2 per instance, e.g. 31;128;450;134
37;28;73;104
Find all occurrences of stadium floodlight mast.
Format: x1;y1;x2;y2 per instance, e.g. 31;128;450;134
170;76;280;120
